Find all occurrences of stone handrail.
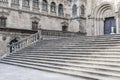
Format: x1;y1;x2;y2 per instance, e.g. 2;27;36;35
8;32;40;53
41;29;76;37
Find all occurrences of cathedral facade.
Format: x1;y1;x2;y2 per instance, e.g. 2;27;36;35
0;0;86;33
0;0;86;53
1;0;120;53
87;0;120;36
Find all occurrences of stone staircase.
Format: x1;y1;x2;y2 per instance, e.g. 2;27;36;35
1;35;120;80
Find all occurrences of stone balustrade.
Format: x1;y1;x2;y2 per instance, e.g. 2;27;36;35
8;32;40;53
41;29;76;38
7;29;86;53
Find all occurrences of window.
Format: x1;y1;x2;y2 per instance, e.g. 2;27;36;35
67;0;72;3
72;4;77;16
42;0;48;11
0;17;7;27
12;0;19;5
23;0;30;7
58;4;64;16
81;5;85;15
33;0;39;8
50;2;56;13
32;21;38;31
0;0;8;2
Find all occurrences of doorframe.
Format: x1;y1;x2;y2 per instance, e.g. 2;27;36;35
104;17;116;34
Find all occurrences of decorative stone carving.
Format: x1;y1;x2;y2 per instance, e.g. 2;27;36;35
61;21;69;26
2;36;7;41
0;9;10;17
30;15;41;22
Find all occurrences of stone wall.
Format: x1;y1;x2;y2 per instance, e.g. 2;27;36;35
1;8;83;32
0;31;31;57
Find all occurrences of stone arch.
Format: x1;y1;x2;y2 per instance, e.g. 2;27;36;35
50;2;56;13
72;4;77;17
42;0;48;11
96;4;113;19
81;4;85;15
58;4;64;16
93;3;115;35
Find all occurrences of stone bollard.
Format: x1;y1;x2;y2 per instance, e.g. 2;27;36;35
111;26;115;34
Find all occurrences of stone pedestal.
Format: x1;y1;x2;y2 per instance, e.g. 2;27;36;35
38;27;42;40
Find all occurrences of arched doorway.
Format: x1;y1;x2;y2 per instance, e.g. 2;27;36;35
104;17;116;34
94;3;116;35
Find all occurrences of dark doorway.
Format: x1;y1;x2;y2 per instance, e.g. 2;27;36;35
32;21;38;31
62;26;68;31
104;17;116;34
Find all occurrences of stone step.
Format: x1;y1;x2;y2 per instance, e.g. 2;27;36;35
4;57;120;72
2;58;120;78
89;40;120;43
93;44;120;46
64;42;120;47
70;42;120;45
23;46;120;50
3;57;120;72
62;44;120;46
8;54;120;60
1;59;120;80
65;40;120;43
11;53;120;58
15;51;120;55
4;56;120;67
21;48;120;52
6;56;120;63
26;46;120;50
3;34;120;80
0;60;95;80
4;56;120;72
37;39;120;45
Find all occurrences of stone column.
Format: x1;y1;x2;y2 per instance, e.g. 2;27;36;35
39;0;42;13
30;0;33;11
99;18;104;35
115;12;119;34
95;18;99;36
86;0;92;36
8;0;11;7
111;26;115;34
56;5;59;16
20;0;23;9
48;2;50;14
63;7;65;17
